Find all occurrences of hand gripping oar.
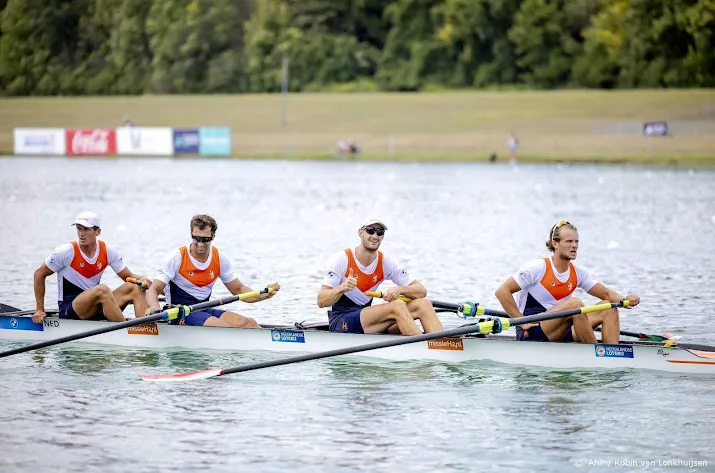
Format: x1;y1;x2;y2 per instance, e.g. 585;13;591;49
139;300;630;382
126;277;148;288
0;288;273;359
364;291;510;318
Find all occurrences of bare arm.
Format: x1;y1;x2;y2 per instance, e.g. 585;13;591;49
145;280;167;314
32;264;55;322
494;277;524;319
382;280;427;302
587;283;640;307
317;277;357;308
224;279;280;303
116;267;151;289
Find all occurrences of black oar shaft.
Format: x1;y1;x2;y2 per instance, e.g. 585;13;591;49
0;290;269;359
221;302;623;376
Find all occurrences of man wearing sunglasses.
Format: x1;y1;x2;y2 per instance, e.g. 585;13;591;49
318;217;444;336
145;214;279;327
495;221;640;344
32;211;152;323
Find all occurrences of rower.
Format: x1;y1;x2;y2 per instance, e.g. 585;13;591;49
144;214;280;327
317;217;443;335
32;211;151;323
494;221;640;343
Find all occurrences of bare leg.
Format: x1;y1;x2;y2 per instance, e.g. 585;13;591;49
71;284;125;322
203;311;260;328
360;299;422;335
589;300;620;344
112;282;149;317
406;298;444;333
539;298;582;341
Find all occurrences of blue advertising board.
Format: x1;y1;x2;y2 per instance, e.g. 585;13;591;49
199;127;231;156
173;129;200;154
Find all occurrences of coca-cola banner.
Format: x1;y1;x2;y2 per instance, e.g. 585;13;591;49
66;128;117;156
14;128;66;155
116;127;173;156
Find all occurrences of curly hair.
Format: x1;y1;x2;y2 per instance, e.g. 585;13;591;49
190;214;218;236
546;221;577;252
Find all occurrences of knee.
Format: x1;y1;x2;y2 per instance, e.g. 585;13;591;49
603;308;619;322
567;298;584;309
247;317;260;328
96;284;112;298
573;313;589;324
414;298;433;311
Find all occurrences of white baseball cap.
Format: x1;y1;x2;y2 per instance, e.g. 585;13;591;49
360;217;388;230
71;211;101;228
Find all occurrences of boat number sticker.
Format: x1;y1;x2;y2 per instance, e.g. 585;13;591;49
0;316;44;332
594;344;634;358
427;338;464;351
43;319;59;328
271;329;305;343
127;323;159;336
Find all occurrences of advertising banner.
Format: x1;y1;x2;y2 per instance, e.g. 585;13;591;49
199;127;231;156
117;127;173;156
173;129;200;154
66;128;117;156
13;128;66;155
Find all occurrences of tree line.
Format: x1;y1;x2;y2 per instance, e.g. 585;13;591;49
0;0;712;96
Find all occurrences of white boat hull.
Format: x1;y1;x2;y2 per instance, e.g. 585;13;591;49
1;315;714;374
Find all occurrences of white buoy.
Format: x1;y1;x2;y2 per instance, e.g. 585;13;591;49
607;241;619;250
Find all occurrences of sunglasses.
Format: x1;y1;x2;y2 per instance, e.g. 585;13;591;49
192;235;214;243
550;221;571;241
363;227;385;236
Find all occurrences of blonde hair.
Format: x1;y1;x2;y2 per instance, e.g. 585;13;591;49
546;221;577;252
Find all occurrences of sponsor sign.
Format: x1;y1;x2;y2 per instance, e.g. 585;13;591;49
14;128;66;155
173;129;200;154
66;128;117;156
270;329;305;343
594;344;634;358
199;127;231;156
0;316;44;331
127;323;159;336
427;338;464;351
117;126;173;156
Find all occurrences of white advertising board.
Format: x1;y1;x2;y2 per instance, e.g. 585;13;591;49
116;127;173;156
13;128;66;155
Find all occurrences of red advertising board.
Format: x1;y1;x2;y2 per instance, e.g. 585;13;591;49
65;128;117;156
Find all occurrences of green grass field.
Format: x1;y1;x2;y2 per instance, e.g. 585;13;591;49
1;90;714;164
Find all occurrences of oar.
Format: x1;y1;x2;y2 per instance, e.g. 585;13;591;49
126;276;148;288
364;291;510;318
367;293;668;342
139;300;630;382
0;288;273;359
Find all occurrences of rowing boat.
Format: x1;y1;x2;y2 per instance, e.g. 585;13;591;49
1;313;714;374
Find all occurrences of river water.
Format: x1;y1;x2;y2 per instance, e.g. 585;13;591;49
0;157;714;472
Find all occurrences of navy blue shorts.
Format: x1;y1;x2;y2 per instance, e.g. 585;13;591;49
58;299;106;321
516;323;575;342
328;307;364;334
169;308;225;326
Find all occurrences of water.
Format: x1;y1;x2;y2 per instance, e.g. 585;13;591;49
1;157;714;472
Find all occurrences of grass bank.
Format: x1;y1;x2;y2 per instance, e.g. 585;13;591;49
1;90;713;164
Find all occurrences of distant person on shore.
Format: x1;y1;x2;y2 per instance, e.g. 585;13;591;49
123;115;133;126
336;138;360;158
489;152;498;163
508;132;519;163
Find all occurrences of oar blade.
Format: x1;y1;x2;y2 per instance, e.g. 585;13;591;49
140;368;224;382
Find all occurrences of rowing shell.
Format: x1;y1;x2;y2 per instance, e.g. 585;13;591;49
1;315;714;374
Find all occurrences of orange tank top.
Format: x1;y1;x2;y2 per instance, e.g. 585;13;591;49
70;241;108;278
178;246;221;287
344;248;384;292
539;257;578;300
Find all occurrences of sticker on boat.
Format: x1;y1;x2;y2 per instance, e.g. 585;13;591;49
427;338;464;351
595;344;634;358
127;323;159;336
271;329;305;343
0;316;44;332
